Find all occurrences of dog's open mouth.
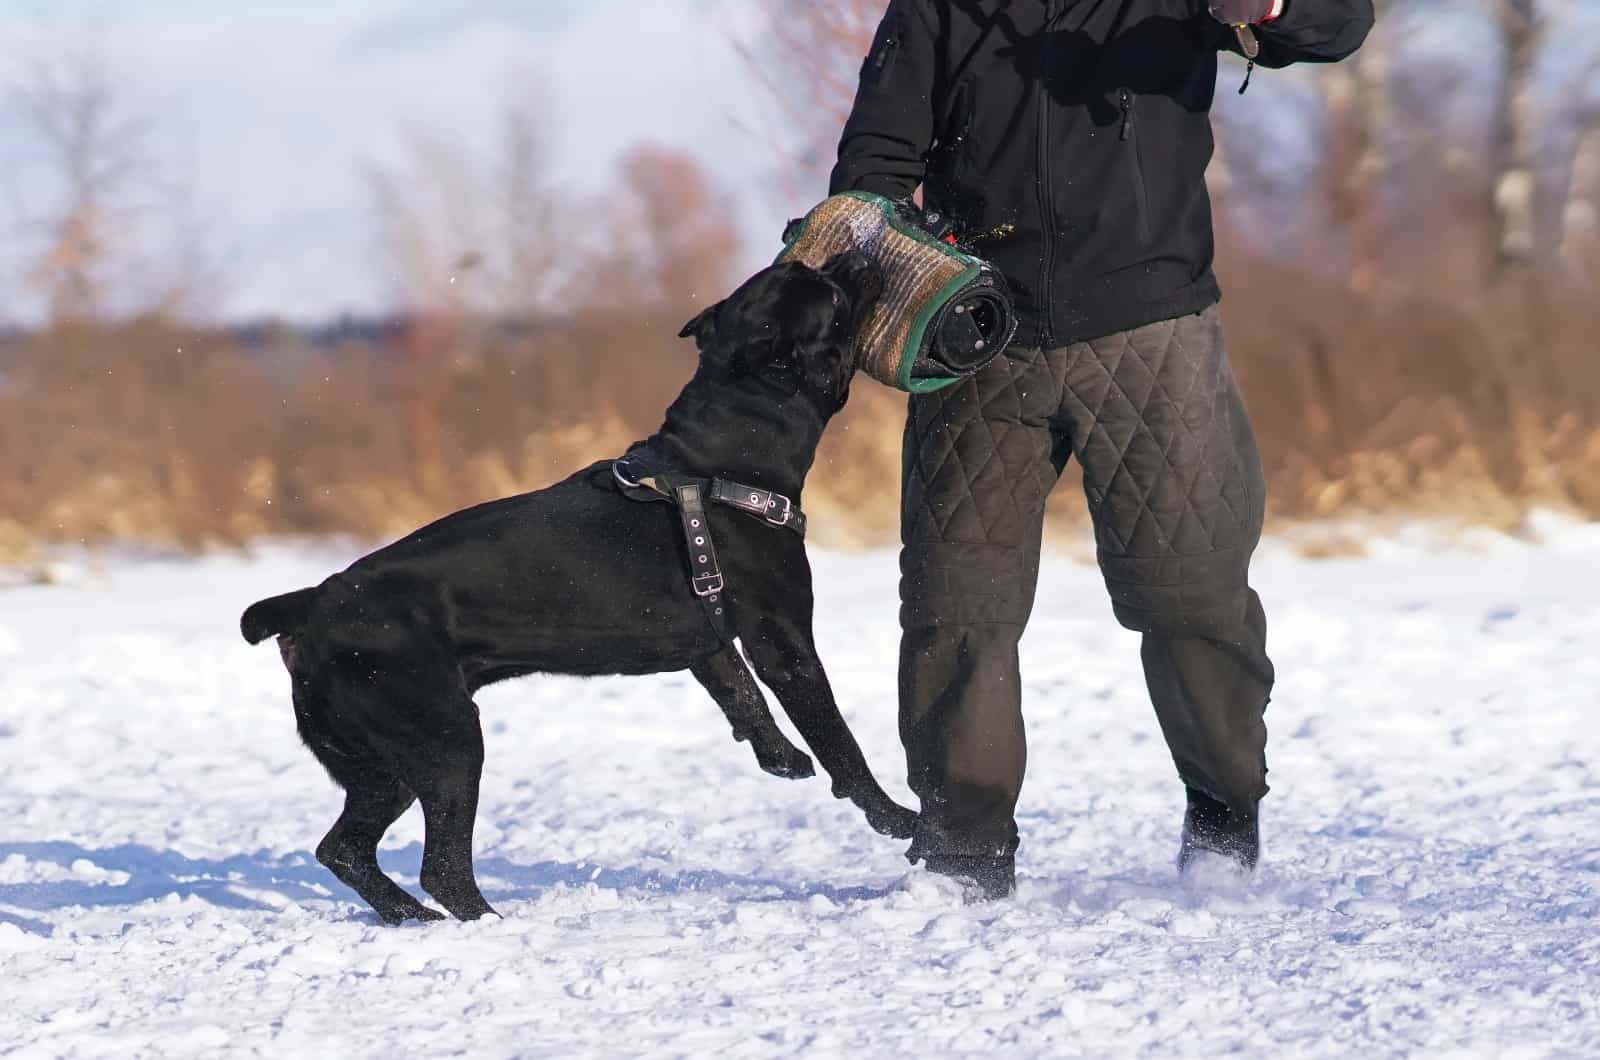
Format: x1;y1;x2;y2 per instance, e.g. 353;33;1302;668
826;251;887;366
853;262;887;326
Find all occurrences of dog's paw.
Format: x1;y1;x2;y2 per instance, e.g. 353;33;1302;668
759;746;816;780
866;802;919;840
409;906;449;923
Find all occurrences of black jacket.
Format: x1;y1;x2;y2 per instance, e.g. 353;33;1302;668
829;0;1374;347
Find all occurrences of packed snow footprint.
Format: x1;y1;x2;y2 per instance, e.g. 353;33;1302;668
2;530;1597;1056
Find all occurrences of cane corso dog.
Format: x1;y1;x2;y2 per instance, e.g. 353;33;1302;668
240;251;913;923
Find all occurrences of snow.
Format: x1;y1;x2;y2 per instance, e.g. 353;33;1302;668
2;526;1598;1057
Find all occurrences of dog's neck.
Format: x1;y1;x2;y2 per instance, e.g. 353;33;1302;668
629;367;831;501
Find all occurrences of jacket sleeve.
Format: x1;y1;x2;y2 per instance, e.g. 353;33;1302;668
827;0;939;198
1218;0;1376;69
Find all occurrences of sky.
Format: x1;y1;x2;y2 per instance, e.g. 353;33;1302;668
0;0;783;323
1;1;1597;324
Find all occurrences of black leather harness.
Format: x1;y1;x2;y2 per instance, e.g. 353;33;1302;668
611;455;807;643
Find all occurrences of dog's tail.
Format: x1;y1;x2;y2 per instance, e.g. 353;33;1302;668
240;587;318;645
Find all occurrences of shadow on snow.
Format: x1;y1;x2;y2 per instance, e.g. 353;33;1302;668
0;839;898;924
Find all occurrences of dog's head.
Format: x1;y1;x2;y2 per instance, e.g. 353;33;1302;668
678;250;884;411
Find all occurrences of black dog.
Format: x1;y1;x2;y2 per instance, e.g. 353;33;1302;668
240;251;914;923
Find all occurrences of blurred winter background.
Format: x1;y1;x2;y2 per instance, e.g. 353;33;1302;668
4;9;1599;1053
2;0;1600;567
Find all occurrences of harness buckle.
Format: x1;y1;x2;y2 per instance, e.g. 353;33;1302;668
612;461;642;490
692;572;725;597
765;494;794;527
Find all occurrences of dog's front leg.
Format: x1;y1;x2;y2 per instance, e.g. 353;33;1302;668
690;647;815;780
743;619;917;839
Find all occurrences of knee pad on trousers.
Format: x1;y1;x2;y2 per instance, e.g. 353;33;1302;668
1100;549;1254;639
900;540;1040;629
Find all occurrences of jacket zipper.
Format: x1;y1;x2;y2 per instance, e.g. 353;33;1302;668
1121;89;1153;244
871;19;900;77
1036;1;1058;348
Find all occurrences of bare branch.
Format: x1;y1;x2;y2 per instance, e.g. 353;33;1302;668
367;90;565;319
494;102;561;320
1490;0;1546;270
4;30;219;324
731;0;883;203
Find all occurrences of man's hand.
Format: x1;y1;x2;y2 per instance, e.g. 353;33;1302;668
1208;0;1283;25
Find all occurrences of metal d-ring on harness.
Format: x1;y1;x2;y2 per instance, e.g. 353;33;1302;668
611;458;807;643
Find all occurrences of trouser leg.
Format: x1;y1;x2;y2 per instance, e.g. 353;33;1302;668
1056;307;1274;814
898;346;1066;860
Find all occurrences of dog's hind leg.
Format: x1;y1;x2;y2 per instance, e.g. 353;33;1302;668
299;651;492;922
290;667;441;924
396;694;498;922
691;647;814;780
316;771;444;924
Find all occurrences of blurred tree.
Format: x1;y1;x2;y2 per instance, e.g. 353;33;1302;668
366;91;570;496
496;103;561;321
15;49;138;321
1561;128;1600;277
1491;0;1545;271
366;96;562;321
734;0;883;203
365;94;741;493
590;144;742;315
572;143;743;428
5;40;219;325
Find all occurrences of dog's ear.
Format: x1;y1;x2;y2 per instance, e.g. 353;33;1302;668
678;301;722;342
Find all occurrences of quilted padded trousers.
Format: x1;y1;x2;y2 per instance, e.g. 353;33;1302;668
899;306;1273;861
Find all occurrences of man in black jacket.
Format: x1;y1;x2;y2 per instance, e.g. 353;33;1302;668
830;0;1374;897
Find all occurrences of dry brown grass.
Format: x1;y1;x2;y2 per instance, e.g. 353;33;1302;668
5;257;1596;562
6;0;1596;565
1221;254;1600;531
4;168;1599;560
0;315;648;554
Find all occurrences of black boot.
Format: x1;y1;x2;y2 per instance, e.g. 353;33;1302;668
1177;787;1259;874
921;853;1016;900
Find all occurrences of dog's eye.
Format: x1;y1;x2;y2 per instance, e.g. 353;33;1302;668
831;289;843;308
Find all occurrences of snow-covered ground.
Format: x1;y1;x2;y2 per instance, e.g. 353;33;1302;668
2;522;1597;1058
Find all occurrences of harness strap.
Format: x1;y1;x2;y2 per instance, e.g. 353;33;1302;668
611;458;807;644
707;478;808;536
673;482;734;641
612;459;806;538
